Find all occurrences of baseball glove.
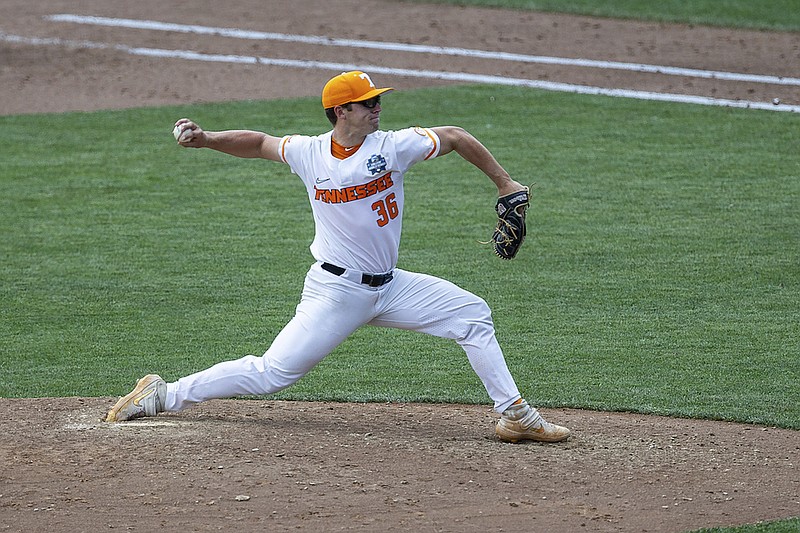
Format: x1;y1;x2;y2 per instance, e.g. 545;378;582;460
489;186;529;260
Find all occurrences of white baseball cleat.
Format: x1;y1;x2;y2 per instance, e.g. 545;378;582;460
495;399;570;443
105;374;166;422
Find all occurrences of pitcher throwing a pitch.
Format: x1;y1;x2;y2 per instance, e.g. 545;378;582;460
105;71;570;443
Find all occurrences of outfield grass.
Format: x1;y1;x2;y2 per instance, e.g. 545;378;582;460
693;518;800;533
415;0;800;31
2;86;798;435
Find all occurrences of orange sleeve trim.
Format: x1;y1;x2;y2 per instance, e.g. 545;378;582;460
423;128;439;160
280;136;291;163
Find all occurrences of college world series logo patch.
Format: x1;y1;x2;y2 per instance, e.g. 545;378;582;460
366;154;388;175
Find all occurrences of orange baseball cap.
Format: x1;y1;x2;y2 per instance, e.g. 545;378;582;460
322;71;394;109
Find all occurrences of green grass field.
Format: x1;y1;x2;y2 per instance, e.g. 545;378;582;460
695;520;800;533
419;0;800;31
3;87;798;429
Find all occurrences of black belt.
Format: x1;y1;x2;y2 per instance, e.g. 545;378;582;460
321;262;394;287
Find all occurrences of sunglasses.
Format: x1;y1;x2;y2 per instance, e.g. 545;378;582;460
354;96;381;109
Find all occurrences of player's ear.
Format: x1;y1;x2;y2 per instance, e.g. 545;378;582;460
335;104;351;119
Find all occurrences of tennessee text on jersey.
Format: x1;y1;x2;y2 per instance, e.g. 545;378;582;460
314;173;394;204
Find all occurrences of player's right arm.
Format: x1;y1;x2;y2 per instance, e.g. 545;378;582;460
173;119;283;161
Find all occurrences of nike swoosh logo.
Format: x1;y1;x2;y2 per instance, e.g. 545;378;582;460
344;146;356;152
315;177;331;184
132;390;154;407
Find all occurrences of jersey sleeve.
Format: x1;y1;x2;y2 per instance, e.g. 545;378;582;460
391;127;441;172
279;134;304;167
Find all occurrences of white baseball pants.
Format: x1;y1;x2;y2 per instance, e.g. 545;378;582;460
165;262;522;413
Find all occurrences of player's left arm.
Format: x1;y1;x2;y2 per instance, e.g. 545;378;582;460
431;126;525;196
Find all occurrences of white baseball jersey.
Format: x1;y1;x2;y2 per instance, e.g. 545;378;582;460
279;127;440;273
165;124;523;417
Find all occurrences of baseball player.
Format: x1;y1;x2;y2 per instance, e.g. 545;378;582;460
106;71;570;443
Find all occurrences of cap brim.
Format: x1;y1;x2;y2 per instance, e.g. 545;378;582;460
351;87;394;102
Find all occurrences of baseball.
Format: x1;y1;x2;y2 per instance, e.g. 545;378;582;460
172;124;193;143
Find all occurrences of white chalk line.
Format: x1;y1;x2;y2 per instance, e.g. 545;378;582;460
46;14;800;87
65;420;180;430
2;32;798;113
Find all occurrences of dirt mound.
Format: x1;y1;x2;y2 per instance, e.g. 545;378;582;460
2;398;798;532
